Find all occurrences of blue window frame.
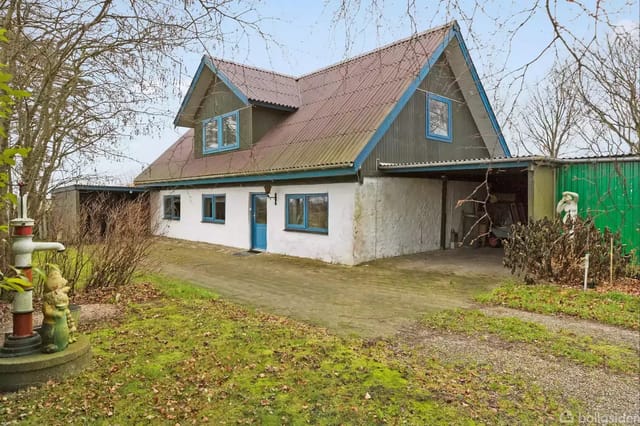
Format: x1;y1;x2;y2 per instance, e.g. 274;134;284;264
202;110;240;154
163;195;180;220
285;193;328;234
202;194;226;223
426;93;452;142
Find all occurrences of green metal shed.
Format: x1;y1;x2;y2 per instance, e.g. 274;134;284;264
555;156;639;256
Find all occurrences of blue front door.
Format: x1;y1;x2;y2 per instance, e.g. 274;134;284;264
251;194;267;250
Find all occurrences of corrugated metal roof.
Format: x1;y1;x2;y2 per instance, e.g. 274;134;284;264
378;154;640;171
211;59;301;109
136;23;454;185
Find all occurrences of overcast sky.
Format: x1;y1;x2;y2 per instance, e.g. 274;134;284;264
94;0;638;185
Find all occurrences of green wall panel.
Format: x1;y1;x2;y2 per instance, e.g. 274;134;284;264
556;160;639;255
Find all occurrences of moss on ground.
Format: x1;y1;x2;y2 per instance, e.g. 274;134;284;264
1;276;578;425
422;309;639;374
477;282;640;329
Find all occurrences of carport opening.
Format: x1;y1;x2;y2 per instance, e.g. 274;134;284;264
378;160;532;250
445;169;529;249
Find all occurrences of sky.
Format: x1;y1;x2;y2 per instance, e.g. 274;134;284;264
94;0;639;185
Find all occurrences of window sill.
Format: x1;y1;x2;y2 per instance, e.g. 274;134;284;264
202;219;225;224
426;134;452;143
163;217;180;221
203;145;240;155
284;228;328;235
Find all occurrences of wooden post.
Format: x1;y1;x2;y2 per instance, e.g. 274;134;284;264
609;235;614;285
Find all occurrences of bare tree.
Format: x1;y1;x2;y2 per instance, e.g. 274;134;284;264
0;0;269;231
576;27;639;155
517;62;581;158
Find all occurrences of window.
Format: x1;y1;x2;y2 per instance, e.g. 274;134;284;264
426;93;452;142
202;110;239;154
285;194;328;233
163;195;181;220
202;194;225;223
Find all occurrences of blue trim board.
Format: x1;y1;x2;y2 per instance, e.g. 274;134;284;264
425;93;453;143
203;57;250;105
353;27;455;168
137;167;357;189
354;24;511;169
285;193;329;234
382;160;531;173
202;110;240;154
452;28;511;157
202;193;226;223
174;58;207;126
173;56;250;127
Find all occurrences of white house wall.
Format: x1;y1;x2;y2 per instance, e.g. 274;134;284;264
151;182;357;264
266;182;356;264
353;177;442;264
151;186;261;249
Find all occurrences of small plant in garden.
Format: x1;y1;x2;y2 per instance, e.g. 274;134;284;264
504;217;629;285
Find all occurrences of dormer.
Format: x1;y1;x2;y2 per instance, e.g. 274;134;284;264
174;56;300;159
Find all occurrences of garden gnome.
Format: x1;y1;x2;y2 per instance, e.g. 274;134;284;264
41;268;77;353
556;191;579;223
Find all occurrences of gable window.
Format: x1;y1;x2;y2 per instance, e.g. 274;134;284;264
163;195;181;220
202;110;239;154
285;194;328;234
202;194;226;223
426;93;452;142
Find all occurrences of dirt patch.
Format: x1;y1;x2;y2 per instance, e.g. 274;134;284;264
146;238;501;337
0;281;161;346
0;303;122;346
374;247;509;277
399;324;640;420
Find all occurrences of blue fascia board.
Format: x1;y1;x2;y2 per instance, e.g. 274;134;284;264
203;57;250;106
174;58;207;127
382;161;531;173
452;28;511;157
425;93;453;143
353;24;511;169
353;27;455;169
173;56;251;127
136;166;357;188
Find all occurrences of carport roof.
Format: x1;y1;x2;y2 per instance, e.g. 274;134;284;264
378;155;640;180
378;157;540;179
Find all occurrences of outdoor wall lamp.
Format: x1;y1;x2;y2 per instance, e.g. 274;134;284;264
263;183;278;205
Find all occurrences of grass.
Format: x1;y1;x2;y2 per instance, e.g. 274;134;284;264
0;274;578;425
476;282;640;330
422;309;639;375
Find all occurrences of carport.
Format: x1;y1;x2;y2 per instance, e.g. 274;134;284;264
378;157;556;249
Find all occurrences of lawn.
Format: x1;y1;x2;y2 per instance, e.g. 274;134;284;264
1;274;577;425
422;309;639;374
477;282;640;330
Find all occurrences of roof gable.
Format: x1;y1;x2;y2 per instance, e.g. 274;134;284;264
138;21;509;186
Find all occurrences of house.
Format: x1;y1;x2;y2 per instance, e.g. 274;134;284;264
135;21;524;264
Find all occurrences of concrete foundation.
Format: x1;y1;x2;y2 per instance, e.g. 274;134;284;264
0;335;91;391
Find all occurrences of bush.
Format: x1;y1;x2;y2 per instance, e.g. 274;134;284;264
504;217;629;285
37;193;157;296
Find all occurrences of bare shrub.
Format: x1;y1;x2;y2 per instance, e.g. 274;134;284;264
38;192;157;296
504;217;629;286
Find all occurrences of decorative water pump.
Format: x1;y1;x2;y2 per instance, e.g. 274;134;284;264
1;190;65;357
0;188;90;391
